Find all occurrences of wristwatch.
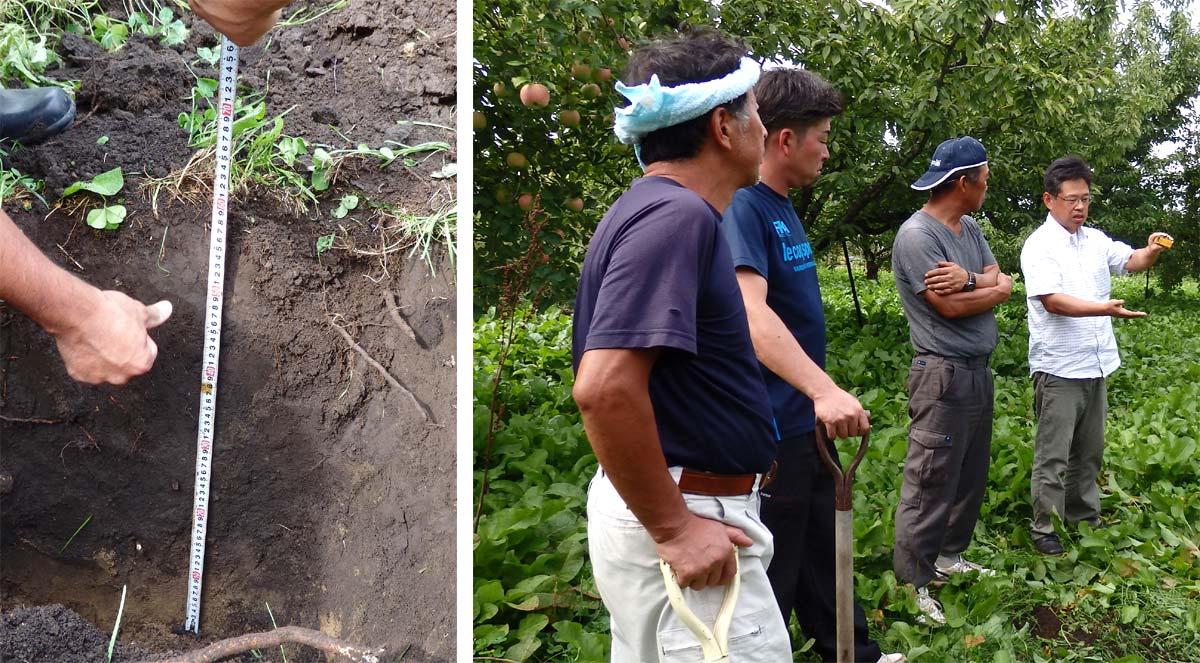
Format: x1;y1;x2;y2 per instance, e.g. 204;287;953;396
963;272;977;292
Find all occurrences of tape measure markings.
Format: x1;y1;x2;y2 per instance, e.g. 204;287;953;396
184;36;239;635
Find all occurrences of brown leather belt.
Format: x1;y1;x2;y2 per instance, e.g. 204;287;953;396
678;462;777;496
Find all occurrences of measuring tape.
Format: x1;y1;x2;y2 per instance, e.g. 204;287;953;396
184;36;239;634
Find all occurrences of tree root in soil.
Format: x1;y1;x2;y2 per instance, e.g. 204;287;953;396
330;319;436;423
148;626;384;663
383;289;423;347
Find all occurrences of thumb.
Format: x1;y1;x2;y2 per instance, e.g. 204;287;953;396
724;525;754;548
145;300;173;329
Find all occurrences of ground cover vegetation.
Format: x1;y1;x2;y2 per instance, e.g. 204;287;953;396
474;0;1200;307
474;266;1200;662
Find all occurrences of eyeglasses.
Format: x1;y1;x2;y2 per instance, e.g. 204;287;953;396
1054;194;1091;207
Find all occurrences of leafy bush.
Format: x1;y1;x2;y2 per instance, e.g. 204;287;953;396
474;270;1200;662
474;306;608;661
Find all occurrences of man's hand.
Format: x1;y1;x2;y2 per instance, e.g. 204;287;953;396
924;261;969;295
1101;299;1145;318
655;513;752;591
188;0;292;47
812;386;870;439
53;292;172;385
996;271;1014;294
1147;232;1174;253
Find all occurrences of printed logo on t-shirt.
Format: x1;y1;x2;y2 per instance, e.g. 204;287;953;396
772;218;814;272
782;239;815;271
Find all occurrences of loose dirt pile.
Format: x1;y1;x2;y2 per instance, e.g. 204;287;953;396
1;1;456;661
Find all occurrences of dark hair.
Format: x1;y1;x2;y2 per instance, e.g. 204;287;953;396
754;67;842;135
929;165;984;198
1044;155;1092;195
621;26;751;165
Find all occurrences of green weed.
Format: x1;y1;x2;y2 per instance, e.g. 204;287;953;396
61;167;127;230
0;162;47;209
59;514;93;554
0;22;67;88
473;269;1200;662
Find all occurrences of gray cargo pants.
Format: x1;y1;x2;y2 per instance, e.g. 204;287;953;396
893;354;994;588
1029;372;1107;536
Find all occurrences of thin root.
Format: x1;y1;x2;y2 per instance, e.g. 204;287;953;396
329;319;435;423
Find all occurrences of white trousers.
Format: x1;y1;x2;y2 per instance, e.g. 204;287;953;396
586;468;793;663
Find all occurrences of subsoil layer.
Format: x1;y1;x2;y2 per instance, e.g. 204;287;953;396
1;1;456;661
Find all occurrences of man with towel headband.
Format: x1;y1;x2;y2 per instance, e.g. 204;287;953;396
572;26;792;662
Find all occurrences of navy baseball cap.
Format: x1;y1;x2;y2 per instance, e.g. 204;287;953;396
911;136;988;191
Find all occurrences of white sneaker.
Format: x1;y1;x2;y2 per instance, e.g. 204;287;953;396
915;586;946;626
934;554;996;581
877;654;906;663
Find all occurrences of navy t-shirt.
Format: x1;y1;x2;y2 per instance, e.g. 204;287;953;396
572;176;777;474
721;182;826;441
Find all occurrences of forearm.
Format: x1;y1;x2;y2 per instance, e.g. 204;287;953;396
1123;247;1160;273
574;350;691;543
975;264;999;288
745;300;837;398
927;282;1010;318
0;210;99;334
579;392;690;542
1040;293;1112;317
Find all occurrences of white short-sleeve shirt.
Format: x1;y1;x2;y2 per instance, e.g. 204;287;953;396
1020;214;1135;379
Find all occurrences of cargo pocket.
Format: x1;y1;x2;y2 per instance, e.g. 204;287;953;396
898;427;955;508
658;606;775;662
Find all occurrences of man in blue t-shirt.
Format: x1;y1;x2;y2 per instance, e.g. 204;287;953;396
722;68;902;663
572;27;792;662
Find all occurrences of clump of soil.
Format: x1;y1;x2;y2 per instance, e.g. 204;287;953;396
1;1;456;661
1;604;151;663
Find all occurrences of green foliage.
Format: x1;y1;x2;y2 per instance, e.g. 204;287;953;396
86;204;127;230
62;167;124;197
0;22;66;88
62;168;127;230
474;0;1200;309
315;232;336;256
474;268;1200;662
473;0;716;308
474;306;608;662
331;193;359;219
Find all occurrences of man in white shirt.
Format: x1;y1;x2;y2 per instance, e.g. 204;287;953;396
1020;155;1171;556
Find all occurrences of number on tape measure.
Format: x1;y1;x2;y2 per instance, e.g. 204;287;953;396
184;36;239;635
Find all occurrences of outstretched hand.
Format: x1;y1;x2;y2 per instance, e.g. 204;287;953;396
655;513;750;591
1102;299;1145;319
53;292;172;385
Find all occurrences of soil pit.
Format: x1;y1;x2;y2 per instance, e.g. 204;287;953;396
1;1;456;661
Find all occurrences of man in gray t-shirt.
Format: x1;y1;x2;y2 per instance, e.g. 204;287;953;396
889;137;1013;626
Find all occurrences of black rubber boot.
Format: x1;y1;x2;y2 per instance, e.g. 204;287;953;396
0;87;76;144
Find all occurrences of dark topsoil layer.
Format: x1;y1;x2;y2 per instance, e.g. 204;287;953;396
1;1;456;661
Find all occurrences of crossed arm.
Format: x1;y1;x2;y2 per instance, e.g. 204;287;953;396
921;263;1013;319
